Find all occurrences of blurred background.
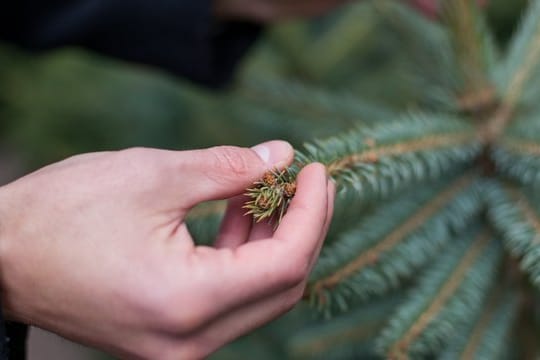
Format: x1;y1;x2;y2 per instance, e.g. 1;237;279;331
0;0;526;358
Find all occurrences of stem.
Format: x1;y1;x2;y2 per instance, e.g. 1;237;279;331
326;133;475;177
388;232;492;359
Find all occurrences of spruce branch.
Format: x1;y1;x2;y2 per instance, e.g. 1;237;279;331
323;133;472;176
302;3;378;77
439;288;519;360
233;77;392;130
442;0;495;98
486;0;540;139
296;112;480;200
376;229;502;359
491;140;540;190
243;114;479;227
287;298;398;360
485;181;540;288
306;173;482;314
374;1;459;110
268;3;377;79
499;0;540;108
212;1;540;357
498;136;540;157
324;191;371;244
489;114;540;187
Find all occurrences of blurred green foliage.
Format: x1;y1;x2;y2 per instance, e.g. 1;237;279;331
0;0;523;171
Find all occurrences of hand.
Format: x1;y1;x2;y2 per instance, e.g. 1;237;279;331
0;141;335;359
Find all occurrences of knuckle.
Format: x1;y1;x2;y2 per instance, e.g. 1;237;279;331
162;303;209;334
208;146;260;178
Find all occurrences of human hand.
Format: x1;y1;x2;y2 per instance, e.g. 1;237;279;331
0;141;334;359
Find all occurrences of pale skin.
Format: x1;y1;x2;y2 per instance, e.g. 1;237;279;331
0;141;334;359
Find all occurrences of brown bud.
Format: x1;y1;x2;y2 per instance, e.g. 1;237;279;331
283;182;297;198
262;171;277;186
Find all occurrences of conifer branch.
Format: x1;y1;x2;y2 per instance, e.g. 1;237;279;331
287;298;398;360
290;324;377;359
386;232;491;359
267;3;377;78
486;182;540;288
440;288;519;360
247;115;479;227
495;187;540;238
235;78;392;128
502;1;540;108
306;3;378;76
459;292;503;360
324;133;473;177
481;102;513;142
483;0;540;142
324;192;370;243
505;36;540;107
486;0;540;138
491;138;540;190
498;135;540;156
442;0;493;95
306;173;482;314
297;113;480;201
377;230;502;359
311;174;475;292
374;1;459;110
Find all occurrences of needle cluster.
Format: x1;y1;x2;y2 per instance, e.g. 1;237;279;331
243;169;297;225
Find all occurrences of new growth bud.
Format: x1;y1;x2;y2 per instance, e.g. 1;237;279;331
243;168;297;226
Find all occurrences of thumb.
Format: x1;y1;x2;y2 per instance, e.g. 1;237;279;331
174;140;294;210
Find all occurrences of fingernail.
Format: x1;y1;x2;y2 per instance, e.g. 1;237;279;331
251;140;293;167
